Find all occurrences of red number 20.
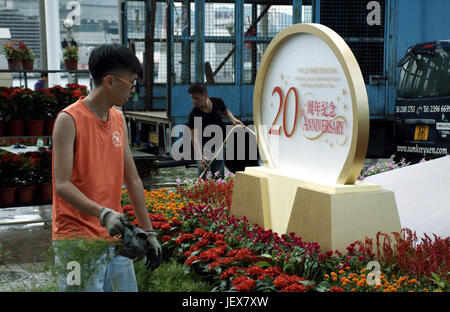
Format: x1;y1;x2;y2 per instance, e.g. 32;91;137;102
268;86;299;138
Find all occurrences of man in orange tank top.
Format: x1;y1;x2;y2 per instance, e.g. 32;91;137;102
52;44;161;291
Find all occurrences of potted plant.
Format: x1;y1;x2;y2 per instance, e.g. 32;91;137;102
35;147;52;201
3;87;32;136
63;45;78;70
1;40;23;71
38;88;58;135
0;152;20;205
19;41;35;70
15;153;39;203
25;90;50;136
0;87;8;136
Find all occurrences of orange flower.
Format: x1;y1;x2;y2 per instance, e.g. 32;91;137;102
338;270;345;274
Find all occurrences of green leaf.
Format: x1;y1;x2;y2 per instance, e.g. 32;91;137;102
431;272;440;281
254;261;272;268
260;254;274;260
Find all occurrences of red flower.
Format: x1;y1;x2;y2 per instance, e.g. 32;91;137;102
206;261;220;270
273;274;291;289
235;248;254;261
246;266;264;276
72;89;82;98
149;213;167;222
184;250;192;258
257;274;269;281
330;286;344;292
263;266;282;278
215;234;225;241
151;221;165;229
161;223;172;231
202;232;216;241
194;228;206;237
227;249;240;258
231;276;249;287
232;276;256;292
195;238;210;248
185;256;199;266
161;235;171;243
175;233;195;245
235;279;256;292
214;240;227;248
280;284;307;292
220;266;243;280
170;219;183;227
217;257;233;266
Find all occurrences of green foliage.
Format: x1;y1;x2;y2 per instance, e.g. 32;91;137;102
63;46;78;60
41;237;117;292
134;259;213;292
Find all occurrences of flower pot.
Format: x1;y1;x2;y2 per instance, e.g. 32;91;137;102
26;120;44;136
22;59;34;70
0;187;16;205
16;186;35;203
45;119;55;136
39;182;53;202
64;59;78;70
7;58;22;71
0;120;4;136
7;120;25;136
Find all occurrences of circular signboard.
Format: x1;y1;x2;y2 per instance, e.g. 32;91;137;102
253;23;369;185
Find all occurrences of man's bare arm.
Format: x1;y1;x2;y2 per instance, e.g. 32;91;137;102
223;109;244;126
122;115;153;231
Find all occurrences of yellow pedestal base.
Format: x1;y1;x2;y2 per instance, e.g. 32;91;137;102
230;167;402;252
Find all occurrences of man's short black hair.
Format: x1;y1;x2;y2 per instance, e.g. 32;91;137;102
41;72;48;78
188;83;207;95
88;44;142;86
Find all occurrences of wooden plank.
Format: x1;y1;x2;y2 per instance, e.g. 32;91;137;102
124;110;170;125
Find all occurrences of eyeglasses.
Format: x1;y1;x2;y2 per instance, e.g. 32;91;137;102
109;74;138;92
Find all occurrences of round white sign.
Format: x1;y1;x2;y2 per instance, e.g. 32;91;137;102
254;24;369;184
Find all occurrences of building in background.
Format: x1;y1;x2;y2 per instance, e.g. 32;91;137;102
0;0;119;70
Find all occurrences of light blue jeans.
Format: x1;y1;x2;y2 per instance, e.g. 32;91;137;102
53;241;138;292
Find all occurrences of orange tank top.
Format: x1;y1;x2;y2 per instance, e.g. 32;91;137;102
52;99;125;240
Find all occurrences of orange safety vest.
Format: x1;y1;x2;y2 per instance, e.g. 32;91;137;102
52;99;125;240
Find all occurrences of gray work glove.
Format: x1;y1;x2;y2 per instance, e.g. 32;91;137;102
99;207;127;236
144;230;162;270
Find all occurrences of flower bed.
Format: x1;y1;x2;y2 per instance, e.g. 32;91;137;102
120;175;449;292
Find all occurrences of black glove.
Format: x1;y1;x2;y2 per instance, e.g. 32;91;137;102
118;220;162;271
